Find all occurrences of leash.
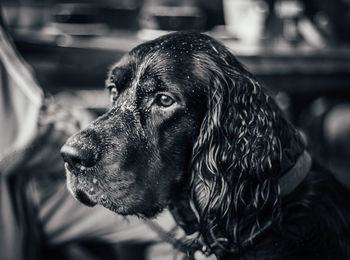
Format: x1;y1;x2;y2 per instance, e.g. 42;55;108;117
144;218;212;259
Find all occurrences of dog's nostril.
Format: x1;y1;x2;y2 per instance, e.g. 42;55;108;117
69;154;85;169
60;144;98;171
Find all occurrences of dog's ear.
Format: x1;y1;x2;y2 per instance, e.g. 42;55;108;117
189;55;304;248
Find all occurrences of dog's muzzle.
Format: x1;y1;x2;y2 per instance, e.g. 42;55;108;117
60;130;102;206
60;130;101;172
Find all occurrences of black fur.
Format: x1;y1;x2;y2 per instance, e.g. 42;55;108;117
61;32;350;259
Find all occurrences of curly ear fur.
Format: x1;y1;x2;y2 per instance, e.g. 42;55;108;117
188;39;305;254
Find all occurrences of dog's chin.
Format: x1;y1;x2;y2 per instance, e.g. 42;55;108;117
65;165;167;217
74;189;97;207
65;167;97;207
67;178;97;207
99;196;166;218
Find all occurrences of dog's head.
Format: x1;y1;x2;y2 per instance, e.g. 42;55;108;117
61;32;211;217
61;32;305;237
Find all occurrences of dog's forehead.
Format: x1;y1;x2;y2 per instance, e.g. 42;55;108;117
107;60;180;100
107;33;218;98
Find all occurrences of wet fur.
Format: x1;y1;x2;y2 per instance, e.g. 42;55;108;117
62;32;350;259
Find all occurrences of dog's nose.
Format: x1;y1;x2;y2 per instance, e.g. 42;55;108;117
61;131;100;171
61;145;97;170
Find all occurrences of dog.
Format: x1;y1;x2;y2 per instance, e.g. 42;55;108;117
61;32;350;259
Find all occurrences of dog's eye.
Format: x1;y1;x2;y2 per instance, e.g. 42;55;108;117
155;94;175;107
107;83;118;104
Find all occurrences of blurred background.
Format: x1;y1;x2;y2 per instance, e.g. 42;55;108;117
1;0;350;259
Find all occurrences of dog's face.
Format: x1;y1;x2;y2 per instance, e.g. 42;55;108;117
61;33;209;217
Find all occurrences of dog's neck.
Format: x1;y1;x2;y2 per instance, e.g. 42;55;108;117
169;150;312;258
169;190;199;235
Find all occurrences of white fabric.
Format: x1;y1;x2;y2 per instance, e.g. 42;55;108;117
0;26;43;158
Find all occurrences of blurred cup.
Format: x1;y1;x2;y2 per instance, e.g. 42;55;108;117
223;0;268;43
